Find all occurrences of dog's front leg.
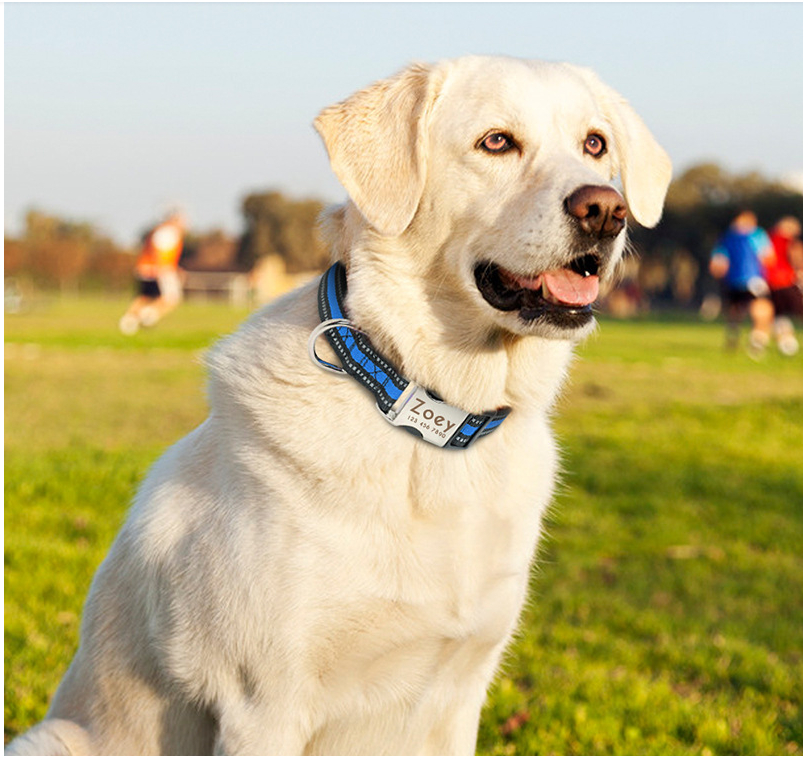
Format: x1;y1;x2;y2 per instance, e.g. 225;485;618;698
213;700;311;756
419;684;490;756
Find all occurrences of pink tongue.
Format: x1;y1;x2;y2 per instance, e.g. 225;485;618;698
542;269;599;306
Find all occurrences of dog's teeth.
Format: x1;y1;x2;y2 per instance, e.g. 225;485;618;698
541;278;558;304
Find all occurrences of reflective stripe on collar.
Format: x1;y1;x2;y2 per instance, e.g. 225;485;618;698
309;262;510;449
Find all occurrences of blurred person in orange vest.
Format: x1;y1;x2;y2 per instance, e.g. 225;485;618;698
765;216;803;356
119;211;186;335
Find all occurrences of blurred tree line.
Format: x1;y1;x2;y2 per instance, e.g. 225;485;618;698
4;192;330;296
628;163;803;308
5;164;803;306
4;211;135;294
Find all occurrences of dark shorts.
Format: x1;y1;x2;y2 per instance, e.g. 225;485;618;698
722;286;755;308
138;278;161;299
771;285;803;318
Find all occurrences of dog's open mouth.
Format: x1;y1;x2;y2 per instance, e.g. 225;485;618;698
474;254;601;328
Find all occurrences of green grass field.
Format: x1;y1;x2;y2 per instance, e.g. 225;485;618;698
5;296;803;755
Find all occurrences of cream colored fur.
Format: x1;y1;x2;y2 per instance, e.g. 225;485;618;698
7;56;670;756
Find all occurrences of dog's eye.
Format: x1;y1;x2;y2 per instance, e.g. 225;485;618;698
584;133;607;157
479;133;516;154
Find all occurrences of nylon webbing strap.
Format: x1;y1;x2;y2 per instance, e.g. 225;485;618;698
315;262;511;449
448;407;512;448
317;263;410;415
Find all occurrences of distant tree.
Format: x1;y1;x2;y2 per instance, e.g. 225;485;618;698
238;191;329;273
24;209;94;246
277;200;329;273
87;241;136;291
664;163;798;215
6;209;135;293
182;229;239;271
3;238;28;277
27;238;90;293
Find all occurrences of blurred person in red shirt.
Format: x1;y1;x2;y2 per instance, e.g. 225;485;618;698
765;216;803;356
119;211;186;335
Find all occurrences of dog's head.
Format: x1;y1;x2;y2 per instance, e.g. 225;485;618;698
315;56;671;341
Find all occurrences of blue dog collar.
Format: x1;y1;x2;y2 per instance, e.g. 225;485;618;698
308;263;510;449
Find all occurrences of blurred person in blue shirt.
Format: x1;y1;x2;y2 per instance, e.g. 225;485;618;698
709;210;774;357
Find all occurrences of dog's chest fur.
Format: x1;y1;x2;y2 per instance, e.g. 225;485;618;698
140;281;561;738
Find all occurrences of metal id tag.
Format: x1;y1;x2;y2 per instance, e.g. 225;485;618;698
381;384;468;448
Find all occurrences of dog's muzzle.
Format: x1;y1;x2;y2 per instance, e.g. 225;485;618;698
474;252;602;329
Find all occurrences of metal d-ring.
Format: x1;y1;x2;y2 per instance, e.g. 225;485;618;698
308;318;363;375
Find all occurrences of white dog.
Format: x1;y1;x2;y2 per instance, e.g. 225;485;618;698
7;55;670;756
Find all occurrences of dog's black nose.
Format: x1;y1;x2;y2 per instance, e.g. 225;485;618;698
564;185;627;238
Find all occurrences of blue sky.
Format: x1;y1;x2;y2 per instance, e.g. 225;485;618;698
5;2;803;245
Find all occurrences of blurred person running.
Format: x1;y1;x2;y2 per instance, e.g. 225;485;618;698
119;211;186;335
709;210;774;358
765;216;803;356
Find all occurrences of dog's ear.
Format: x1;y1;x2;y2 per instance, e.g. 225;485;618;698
314;63;438;237
609;98;673;228
573;68;672;228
